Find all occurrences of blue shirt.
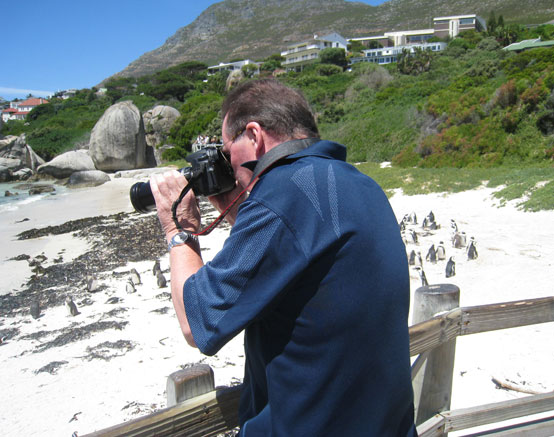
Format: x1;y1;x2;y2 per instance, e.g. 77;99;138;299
184;140;415;436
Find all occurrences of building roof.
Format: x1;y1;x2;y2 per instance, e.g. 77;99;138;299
18;97;49;106
503;38;554;51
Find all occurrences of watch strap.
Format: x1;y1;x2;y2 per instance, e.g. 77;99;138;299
167;231;199;251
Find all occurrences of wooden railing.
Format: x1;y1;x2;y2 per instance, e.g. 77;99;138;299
84;293;554;437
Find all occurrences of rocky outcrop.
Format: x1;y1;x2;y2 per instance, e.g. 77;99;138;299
67;170;111;188
0;134;45;181
143;105;181;165
37;151;96;179
89;101;147;171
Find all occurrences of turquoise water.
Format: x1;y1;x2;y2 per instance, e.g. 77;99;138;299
0;182;68;211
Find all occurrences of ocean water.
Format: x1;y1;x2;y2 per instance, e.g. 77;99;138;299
0;182;68;212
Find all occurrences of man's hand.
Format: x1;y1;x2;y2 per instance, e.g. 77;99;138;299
150;170;201;241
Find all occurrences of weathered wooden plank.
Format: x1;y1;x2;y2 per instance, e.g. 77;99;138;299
460;415;554;436
408;308;462;356
443;390;554;432
460;296;554;335
83;384;241;437
416;414;446;437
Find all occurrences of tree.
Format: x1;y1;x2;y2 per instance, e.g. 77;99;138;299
488;11;497;35
242;63;259;78
319;47;347;68
397;47;433;75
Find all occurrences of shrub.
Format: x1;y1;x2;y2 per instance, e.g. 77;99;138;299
315;64;343;76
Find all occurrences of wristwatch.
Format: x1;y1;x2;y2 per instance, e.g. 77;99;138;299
167;231;199;251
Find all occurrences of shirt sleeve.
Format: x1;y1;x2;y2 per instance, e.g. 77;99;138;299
183;199;309;356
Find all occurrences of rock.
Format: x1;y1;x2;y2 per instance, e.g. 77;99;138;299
226;69;244;91
0;165;12;182
29;184;56;195
89;101;147;171
37;150;96;179
12;167;33;180
0;134;44;171
0;157;24;171
67;170;110;188
143;105;181;166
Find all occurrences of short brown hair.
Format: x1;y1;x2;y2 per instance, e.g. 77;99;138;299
222;79;319;140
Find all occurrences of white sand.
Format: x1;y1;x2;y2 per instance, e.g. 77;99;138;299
0;179;553;436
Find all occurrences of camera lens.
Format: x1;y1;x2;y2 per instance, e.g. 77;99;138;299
129;181;155;213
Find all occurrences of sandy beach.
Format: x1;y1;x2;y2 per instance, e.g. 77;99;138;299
0;175;552;436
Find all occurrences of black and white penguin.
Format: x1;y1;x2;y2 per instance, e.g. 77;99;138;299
436;241;446;261
130;268;142;285
126;278;136;294
65;297;79;316
408;250;417;266
156;271;167;288
153;260;161;276
467;237;478;260
30;301;41;319
415;266;429;287
446;257;456;278
426;244;437;264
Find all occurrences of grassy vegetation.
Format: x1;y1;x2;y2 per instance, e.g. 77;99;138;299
2;24;554;209
355;164;554;211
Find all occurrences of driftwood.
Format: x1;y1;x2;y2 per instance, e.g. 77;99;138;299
491;376;545;395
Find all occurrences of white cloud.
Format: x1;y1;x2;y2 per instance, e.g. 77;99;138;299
0;87;55;97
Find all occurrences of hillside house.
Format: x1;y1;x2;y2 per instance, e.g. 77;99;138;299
349;14;486;49
207;59;260;76
1;97;49;122
281;32;348;72
351;42;447;66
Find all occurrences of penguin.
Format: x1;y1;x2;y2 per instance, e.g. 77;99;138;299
152;260;161;276
130;268;142;285
436;241;446;261
414;251;423;267
126;278;136;294
65;297;79;316
86;274;100;293
30;300;41;319
460;231;467;247
415;266;429;287
409;229;418;244
467;237;478;260
409;211;417;225
452;232;463;249
426;244;437;264
446;257;456;278
428;210;435;223
450;219;458;233
421;216;429;229
156;271;167;288
105;297;120;304
408;250;416;266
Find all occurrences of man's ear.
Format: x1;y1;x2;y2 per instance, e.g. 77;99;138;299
245;121;265;157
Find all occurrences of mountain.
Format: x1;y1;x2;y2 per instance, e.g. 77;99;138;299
109;0;554;80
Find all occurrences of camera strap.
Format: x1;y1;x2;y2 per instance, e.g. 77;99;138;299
173;137;319;236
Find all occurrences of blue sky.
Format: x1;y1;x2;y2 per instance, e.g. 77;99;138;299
1;0;385;101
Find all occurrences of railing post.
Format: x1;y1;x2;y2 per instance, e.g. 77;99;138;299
412;283;460;426
166;363;215;407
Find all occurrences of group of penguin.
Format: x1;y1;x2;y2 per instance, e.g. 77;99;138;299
55;261;168;319
401;211;479;287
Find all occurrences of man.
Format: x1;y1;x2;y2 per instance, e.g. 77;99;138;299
150;79;415;436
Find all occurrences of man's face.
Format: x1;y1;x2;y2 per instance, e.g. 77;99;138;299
222;116;256;189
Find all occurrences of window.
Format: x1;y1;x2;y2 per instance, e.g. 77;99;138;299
459;18;474;25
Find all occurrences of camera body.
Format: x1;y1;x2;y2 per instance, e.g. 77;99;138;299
130;146;236;213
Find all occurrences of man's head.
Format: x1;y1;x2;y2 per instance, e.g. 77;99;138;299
222;79;319;142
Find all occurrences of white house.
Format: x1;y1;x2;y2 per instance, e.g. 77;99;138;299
351;42;447;66
1;97;49;122
281;32;348;72
207;59;260;76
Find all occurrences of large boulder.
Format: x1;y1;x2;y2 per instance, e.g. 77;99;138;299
0;134;45;171
67;170;110;188
37;150;96;179
89;101;147;171
143;105;181;166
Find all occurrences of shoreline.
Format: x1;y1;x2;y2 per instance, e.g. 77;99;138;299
0;180;553;436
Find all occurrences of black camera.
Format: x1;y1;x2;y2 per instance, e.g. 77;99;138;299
130;146;236;213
